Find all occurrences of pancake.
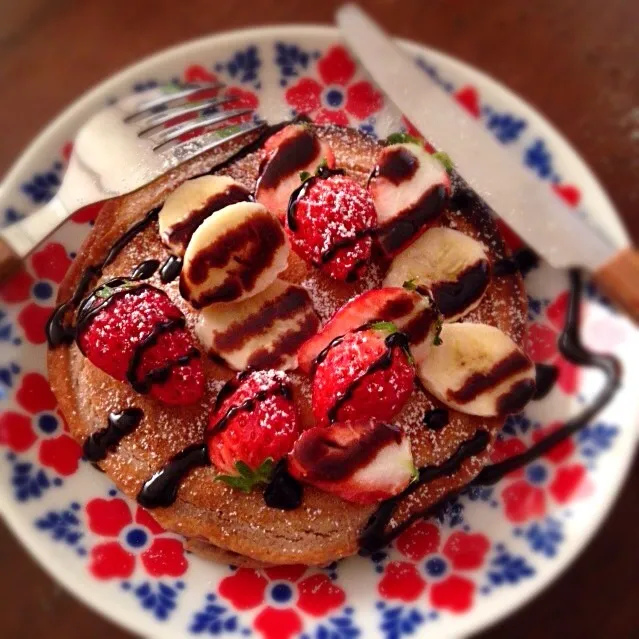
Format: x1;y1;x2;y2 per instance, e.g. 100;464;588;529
47;123;528;566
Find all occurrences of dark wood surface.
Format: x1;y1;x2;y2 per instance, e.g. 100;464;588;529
1;1;637;637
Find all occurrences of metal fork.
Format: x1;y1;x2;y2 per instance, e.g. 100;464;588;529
0;83;264;279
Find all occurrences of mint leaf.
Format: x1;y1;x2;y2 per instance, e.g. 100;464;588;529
95;286;115;299
215;458;275;493
433;316;444;346
299;170;311;183
95;281;136;299
316;158;329;173
432;151;454;173
369;320;399;335
385;132;423;146
403;278;418;291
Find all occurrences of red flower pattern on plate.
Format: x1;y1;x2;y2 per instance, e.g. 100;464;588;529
0;372;81;475
526;290;580;394
0;242;71;344
454;86;481;118
180;65;259;133
491;422;592;524
378;522;489;614
86;498;188;580
491;423;592;523
219;565;345;639
284;46;383;125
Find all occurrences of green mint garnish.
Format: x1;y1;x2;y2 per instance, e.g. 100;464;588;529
385;132;423;146
299;170;312;183
432;151;454;173
433;316;444;346
403;278;419;291
216;458;275;493
95;281;136;299
369;320;399;335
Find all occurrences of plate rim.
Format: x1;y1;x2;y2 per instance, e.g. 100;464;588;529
0;23;636;639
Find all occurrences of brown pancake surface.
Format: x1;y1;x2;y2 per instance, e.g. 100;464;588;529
48;124;527;565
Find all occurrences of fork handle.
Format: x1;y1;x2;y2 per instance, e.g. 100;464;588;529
0;196;69;282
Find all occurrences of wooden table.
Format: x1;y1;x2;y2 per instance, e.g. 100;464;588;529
1;1;638;637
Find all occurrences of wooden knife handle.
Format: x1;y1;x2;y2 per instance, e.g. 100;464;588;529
593;248;639;323
0;236;22;282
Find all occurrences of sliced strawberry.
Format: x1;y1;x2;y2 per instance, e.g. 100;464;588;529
286;171;376;282
312;324;414;426
298;287;433;373
369;140;450;256
256;124;334;222
76;280;204;406
288;418;415;504
207;370;300;483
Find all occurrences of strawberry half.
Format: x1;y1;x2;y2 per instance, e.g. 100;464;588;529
286;169;376;282
256;124;335;222
312;322;415;426
288;418;416;505
76;280;204;406
297;287;434;373
207;370;301;489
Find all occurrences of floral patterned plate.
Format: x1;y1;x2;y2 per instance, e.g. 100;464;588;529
1;26;637;639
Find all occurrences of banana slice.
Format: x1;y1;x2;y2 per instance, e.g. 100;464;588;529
416;322;535;417
196;279;320;371
180;202;289;308
384;226;490;321
369;142;450;256
158;175;251;255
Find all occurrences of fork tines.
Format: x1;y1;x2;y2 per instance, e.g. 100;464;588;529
167;120;267;165
124;82;225;122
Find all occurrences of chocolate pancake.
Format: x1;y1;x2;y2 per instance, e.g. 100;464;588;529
47;124;528;566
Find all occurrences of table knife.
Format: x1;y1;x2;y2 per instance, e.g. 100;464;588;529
336;4;639;323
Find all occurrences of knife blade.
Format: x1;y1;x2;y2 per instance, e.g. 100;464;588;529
336;4;622;272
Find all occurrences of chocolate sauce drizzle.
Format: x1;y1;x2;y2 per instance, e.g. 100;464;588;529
533;363;559;400
46;207;160;347
474;269;621;485
264;459;303;510
430;260;490;319
377;185;449;256
83;408;144;462
360;430;491;552
374;146;419;185
137;443;210;509
493;248;540;278
423;408;449;431
131;259;160;280
126;317;189;394
159;255;182;283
